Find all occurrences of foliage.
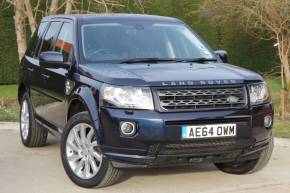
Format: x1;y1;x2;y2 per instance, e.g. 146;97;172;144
0;104;19;122
0;3;19;84
273;119;290;139
0;84;17;100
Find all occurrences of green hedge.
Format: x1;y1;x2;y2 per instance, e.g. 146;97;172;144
0;0;278;85
0;5;19;84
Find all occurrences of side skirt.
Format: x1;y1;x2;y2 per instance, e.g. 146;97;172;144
35;115;63;137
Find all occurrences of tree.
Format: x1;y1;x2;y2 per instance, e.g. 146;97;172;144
24;0;36;33
10;0;27;61
64;0;73;14
49;0;58;15
200;0;290;119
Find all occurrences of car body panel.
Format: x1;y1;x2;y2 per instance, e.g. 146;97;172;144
78;62;263;87
68;80;103;140
38;67;68;128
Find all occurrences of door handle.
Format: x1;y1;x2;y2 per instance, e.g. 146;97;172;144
41;73;50;79
27;67;34;72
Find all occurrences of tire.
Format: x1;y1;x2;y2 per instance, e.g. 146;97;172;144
61;112;122;188
20;93;48;147
215;137;274;174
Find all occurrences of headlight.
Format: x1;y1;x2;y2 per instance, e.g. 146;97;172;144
101;84;154;110
248;82;270;105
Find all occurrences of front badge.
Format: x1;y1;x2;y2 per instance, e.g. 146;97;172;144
226;96;239;103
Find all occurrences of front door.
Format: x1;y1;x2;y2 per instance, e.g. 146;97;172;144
39;22;74;129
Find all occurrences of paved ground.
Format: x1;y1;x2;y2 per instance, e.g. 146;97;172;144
0;122;290;193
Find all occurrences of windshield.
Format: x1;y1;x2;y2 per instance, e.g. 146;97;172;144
80;22;215;63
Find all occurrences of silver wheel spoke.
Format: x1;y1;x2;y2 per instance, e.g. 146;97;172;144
84;158;90;178
67;141;79;152
74;157;85;174
67;154;82;162
72;129;82;147
87;128;94;143
80;124;87;144
88;155;98;173
91;141;98;148
92;151;102;162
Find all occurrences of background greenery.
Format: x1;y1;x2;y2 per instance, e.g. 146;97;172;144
0;0;279;85
0;3;19;84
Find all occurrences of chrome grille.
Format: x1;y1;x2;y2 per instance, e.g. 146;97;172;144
157;87;247;111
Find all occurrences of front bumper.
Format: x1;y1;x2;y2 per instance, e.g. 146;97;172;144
108;137;271;168
98;103;273;168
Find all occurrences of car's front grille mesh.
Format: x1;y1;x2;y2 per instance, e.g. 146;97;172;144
157;87;247;111
158;139;255;155
159;139;237;155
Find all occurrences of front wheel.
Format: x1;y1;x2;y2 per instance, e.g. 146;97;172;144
61;112;122;188
215;137;274;174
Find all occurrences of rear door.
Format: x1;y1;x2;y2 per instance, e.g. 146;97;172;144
39;21;74;129
34;21;62;126
22;22;48;116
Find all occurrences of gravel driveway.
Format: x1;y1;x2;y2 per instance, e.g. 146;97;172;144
0;122;290;193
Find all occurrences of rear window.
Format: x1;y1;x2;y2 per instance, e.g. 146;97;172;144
26;22;48;57
38;21;62;55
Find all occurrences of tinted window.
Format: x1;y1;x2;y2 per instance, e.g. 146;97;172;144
26;22;48;57
81;22;214;63
54;23;73;62
39;21;61;55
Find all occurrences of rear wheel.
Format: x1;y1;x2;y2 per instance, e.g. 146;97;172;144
215;137;274;174
20;93;48;147
61;112;122;188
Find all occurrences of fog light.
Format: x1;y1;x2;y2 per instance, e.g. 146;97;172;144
264;115;272;128
120;122;136;136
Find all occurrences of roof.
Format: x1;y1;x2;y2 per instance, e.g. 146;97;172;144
41;13;183;23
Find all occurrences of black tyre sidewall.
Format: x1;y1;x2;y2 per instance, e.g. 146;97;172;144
61;112;109;188
215;159;258;174
215;136;274;174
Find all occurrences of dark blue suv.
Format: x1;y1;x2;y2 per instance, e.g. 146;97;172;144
18;14;274;188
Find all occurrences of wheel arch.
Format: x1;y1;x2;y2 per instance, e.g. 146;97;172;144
67;86;103;142
18;83;27;104
67;99;86;121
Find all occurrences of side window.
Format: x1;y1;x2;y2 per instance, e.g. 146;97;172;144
26;22;48;57
54;23;73;62
39;21;61;55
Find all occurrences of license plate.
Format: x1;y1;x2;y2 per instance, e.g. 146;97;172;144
181;123;237;139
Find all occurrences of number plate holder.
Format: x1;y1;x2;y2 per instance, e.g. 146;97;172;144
181;123;237;139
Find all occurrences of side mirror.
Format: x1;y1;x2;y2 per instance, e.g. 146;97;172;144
215;50;228;63
39;51;70;69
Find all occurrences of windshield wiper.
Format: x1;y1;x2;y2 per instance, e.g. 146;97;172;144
176;58;217;63
120;58;178;64
120;57;218;64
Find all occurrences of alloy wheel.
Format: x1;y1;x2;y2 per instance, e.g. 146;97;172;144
66;123;102;179
20;100;29;140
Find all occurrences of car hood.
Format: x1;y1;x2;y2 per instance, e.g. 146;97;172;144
79;62;263;86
